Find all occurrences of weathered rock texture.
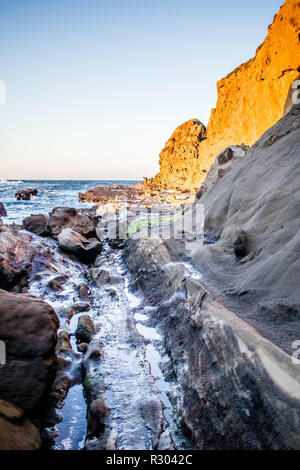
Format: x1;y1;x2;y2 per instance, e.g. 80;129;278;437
124;104;300;449
0;290;59;412
0;224;37;291
149;0;300;191
0;399;41;450
145;119;207;192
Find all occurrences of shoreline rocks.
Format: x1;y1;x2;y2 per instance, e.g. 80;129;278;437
16;188;38;200
0;290;59;413
57;228;102;264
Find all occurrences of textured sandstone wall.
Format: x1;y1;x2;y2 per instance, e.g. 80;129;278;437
145;119;207;192
151;0;300;192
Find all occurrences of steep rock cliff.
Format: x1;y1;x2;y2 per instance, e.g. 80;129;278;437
145;119;207;192
150;0;300;192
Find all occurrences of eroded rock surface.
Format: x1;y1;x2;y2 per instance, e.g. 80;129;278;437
149;0;300;191
57;228;102;264
0;289;59;412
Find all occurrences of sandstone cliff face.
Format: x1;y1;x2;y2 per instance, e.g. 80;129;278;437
151;0;300;192
145;119;207;192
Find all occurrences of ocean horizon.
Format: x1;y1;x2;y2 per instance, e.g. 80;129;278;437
0;179;140;224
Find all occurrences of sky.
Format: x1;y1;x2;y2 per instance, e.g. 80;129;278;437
0;0;283;180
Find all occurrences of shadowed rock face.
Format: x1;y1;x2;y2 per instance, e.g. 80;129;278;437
57;228;102;264
124;104;300;450
145;119;207;192
149;0;300;192
0;290;59;412
0;225;37;291
0;399;41;450
15;188;38;200
0;203;7;217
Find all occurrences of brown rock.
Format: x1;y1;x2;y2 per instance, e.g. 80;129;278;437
0;400;41;450
0;203;7;217
15;188;38;200
48;206;96;238
0;224;37;290
75;315;95;344
23;214;51;237
57;228;102;264
0;289;59;412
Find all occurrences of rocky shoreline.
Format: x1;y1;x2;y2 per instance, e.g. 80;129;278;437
0;105;300;450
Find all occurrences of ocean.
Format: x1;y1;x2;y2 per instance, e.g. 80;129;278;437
0;179;140;225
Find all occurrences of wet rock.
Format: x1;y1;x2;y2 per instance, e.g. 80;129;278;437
48;206;96;239
57;228;102;264
0;203;7;217
47;275;68;292
44;331;80;427
87;397;111;438
77;282;90;302
140;397;164;449
77;342;88;353
75;315;96;344
85;267;122;286
0;224;37;291
0;289;59;412
23;214;51;237
0;399;41;450
233;230;248;257
15;188;38;200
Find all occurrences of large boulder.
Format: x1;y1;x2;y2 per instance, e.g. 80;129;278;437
0;399;41;450
48;207;96;239
0;224;37;290
57;228;102;264
0;290;59;412
15;188;38;200
0;203;7;217
23;214;51;237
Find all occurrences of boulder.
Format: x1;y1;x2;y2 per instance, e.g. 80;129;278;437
0;224;37;290
0;203;7;217
77;282;90;302
0;399;41;450
23;214;51;237
0;290;59;412
57;228;102;264
75;315;95;344
85;267;122;286
48;206;96;239
15;188;38;200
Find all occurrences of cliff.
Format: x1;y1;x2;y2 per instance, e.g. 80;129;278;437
144;119;207;192
149;0;300;192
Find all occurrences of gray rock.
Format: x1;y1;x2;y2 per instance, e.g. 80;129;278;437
57;228;102;264
0;203;7;217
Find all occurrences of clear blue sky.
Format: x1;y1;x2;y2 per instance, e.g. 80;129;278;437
0;0;283;179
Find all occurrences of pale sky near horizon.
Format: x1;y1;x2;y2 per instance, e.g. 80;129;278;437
0;0;283;180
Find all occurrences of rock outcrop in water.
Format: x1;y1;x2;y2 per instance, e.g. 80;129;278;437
124;103;300;449
148;0;300;191
0;225;37;291
15;188;38;200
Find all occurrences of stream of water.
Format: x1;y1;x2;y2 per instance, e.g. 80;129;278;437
27;234;189;450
